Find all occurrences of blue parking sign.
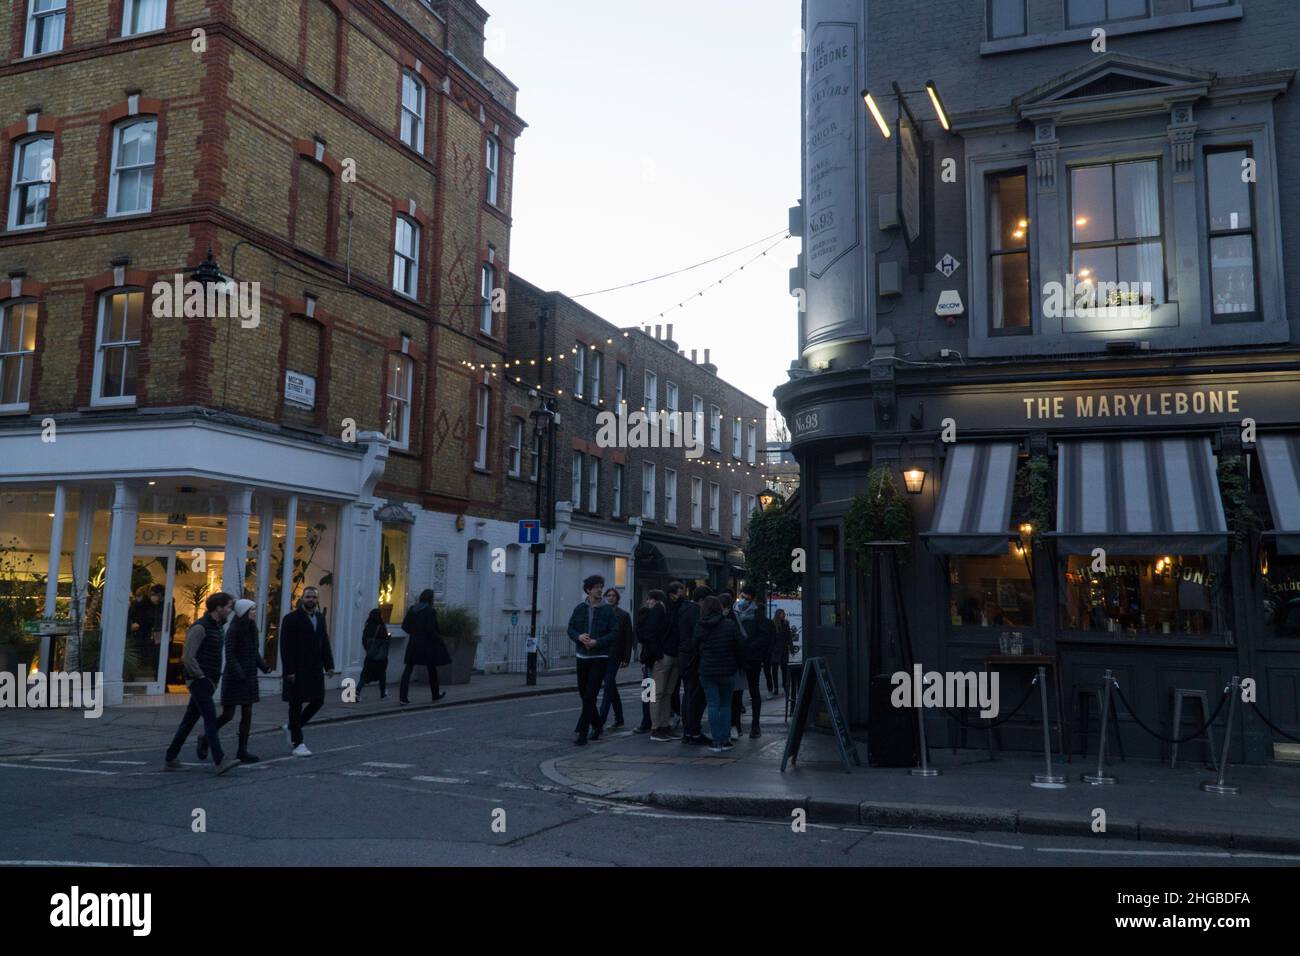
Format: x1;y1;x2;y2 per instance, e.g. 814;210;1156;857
518;520;541;545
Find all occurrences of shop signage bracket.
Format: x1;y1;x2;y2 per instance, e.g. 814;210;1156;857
781;657;859;774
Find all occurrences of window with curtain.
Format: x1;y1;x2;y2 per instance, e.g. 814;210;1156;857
123;0;166;35
1206;147;1258;321
25;0;66;56
8;136;53;229
1070;160;1163;320
988;170;1031;332
480;262;495;335
392;217;420;297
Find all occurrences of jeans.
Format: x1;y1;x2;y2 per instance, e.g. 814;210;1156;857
681;667;706;738
288;696;323;746
165;677;225;764
731;663;763;730
702;678;733;746
399;663;440;701
597;661;624;725
650;655;680;729
574;657;608;739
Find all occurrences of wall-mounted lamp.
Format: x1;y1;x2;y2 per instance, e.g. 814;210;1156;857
758;490;777;511
861;90;892;139
1019;522;1034;537
903;467;926;495
925;80;950;131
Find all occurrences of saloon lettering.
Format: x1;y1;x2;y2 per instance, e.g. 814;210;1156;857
1022;389;1241;421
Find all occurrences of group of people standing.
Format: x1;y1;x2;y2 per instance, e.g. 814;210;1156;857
566;576;795;753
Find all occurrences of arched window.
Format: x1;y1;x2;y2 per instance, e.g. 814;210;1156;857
108;119;158;217
8;135;53;229
92;289;145;406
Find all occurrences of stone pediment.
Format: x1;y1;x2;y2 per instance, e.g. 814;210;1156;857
1015;54;1213;126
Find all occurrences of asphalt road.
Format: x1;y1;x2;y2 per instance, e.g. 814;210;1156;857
0;693;1294;867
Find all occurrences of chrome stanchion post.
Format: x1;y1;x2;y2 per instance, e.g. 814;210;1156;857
910;697;941;777
1082;671;1117;786
1201;676;1241;796
1031;667;1066;789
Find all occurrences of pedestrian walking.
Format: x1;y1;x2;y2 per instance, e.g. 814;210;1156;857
399;590;451;704
649;581;685;741
664;581;684;726
735;585;771;738
634;590;668;734
719;591;745;742
676;585;713;745
768;608;792;697
567;574;617;745
694;596;744;754
197;598;272;763
357;608;391;701
596;587;634;728
163;592;240;774
279;586;334;757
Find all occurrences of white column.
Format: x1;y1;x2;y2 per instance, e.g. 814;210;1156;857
99;480;140;706
277;494;299;635
254;495;274;652
334;497;381;679
222;486;254;599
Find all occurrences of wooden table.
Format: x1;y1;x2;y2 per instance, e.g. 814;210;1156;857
982;654;1069;762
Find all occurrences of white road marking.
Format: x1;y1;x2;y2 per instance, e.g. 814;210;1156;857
363;762;414;769
525;707;574;717
342;770;384;778
389;727;453;742
1039;847;1300;861
32;757;79;763
100;760;148;766
0;762;115;776
0;860;148;867
868;830;1024;851
411;775;470;784
495;782;532;790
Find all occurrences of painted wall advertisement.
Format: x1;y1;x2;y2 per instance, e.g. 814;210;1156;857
805;21;858;278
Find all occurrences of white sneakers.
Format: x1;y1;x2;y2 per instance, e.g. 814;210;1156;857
292;743;312;757
729;728;740;741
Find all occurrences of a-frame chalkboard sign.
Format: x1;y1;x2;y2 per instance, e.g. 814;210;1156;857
780;657;859;773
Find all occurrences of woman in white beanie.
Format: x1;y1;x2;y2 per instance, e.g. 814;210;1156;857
197;598;272;763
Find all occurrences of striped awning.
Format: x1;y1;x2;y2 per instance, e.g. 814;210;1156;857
1052;437;1227;555
1257;434;1300;555
922;442;1018;555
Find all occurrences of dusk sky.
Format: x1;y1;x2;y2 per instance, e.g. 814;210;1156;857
482;0;803;434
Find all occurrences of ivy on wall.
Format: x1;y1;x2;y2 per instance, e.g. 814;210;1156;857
1014;455;1055;545
1218;455;1261;549
844;466;914;573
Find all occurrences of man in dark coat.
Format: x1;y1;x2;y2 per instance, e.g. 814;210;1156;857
633;590;668;734
648;581;685;741
400;589;451;703
735;586;772;738
279;586;334;756
596;587;634;728
676;585;713;745
567;574;617;745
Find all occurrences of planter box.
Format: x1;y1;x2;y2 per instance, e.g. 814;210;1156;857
437;636;477;686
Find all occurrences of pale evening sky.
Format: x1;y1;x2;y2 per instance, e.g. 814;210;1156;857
481;0;803;435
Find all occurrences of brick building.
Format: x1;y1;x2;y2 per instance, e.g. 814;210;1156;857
0;0;524;702
499;275;768;656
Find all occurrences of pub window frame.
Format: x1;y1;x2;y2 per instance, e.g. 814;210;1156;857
987;168;1033;336
1204;145;1261;324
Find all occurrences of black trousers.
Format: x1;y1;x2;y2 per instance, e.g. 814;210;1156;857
213;703;254;752
399;662;440;701
165;677;224;764
288;696;323;745
681;667;706;738
764;661;786;693
731;663;763;730
574;657;608;739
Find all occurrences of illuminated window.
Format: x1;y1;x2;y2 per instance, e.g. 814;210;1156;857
1206;147;1258;321
0;301;38;409
988;170;1030;332
949;545;1035;628
1060;554;1227;637
1070;160;1164;315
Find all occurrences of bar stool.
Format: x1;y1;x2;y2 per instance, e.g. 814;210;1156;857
1169;688;1218;769
1075;686;1125;762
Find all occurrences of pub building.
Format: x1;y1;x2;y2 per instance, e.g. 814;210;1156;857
780;0;1300;763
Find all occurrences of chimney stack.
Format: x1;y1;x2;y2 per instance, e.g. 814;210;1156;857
690;349;698;363
704;349;711;365
666;323;674;342
654;324;662;340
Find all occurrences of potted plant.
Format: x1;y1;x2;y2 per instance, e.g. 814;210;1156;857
0;537;42;676
435;605;479;685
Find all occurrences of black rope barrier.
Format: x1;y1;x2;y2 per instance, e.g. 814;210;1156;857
941;679;1038;730
1110;682;1229;745
1248;701;1300;743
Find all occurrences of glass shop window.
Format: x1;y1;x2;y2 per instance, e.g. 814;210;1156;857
1260;546;1300;639
1059;554;1228;638
949;544;1035;628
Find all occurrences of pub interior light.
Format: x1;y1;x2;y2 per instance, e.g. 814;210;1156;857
862;90;892;139
903;467;926;494
925;80;950;132
1019;522;1034;537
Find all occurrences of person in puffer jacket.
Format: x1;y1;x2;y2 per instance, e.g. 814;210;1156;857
693;596;744;753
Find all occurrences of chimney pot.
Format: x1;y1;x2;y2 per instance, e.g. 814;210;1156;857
666;323;674;341
654;324;662;340
691;349;698;363
704;349;711;365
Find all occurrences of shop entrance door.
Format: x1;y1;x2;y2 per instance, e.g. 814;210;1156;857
122;547;226;695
